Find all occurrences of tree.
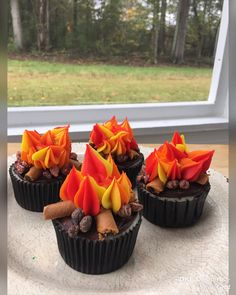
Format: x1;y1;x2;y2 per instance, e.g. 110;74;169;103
46;0;50;49
72;0;78;45
152;0;160;64
98;0;123;56
192;0;208;59
158;0;167;55
171;0;190;64
8;0;223;63
34;0;50;51
73;0;96;54
10;0;23;50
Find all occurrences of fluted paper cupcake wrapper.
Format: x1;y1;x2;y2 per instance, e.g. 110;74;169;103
116;153;144;189
9;164;63;212
52;213;142;274
137;183;210;227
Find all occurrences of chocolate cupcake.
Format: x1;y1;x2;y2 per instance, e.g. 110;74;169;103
9;126;81;212
89;116;144;188
137;131;214;227
43;145;143;274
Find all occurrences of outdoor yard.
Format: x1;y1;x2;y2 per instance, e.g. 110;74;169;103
8;59;212;107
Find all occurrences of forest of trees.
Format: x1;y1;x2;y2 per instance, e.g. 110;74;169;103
8;0;223;65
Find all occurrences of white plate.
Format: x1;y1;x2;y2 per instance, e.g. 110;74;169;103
8;144;229;295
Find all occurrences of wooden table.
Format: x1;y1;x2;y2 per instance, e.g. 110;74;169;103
8;143;228;178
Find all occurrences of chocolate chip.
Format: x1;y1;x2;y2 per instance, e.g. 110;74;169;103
42;170;52;179
129;202;143;212
179;179;190;189
79;216;92;233
117;204;132;218
166;180;179;189
70;152;78;161
15;162;26;174
68;224;80;238
60;163;73;176
49;166;60;177
71;208;84;225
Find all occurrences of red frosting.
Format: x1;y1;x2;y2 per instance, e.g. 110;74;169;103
60;166;83;202
21;125;71;169
74;176;101;216
59;145;132;215
81;144;113;185
145;131;214;184
89;116;139;156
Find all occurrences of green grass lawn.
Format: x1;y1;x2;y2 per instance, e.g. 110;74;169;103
8;59;212;107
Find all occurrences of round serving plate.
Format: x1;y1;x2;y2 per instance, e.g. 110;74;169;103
8;144;229;295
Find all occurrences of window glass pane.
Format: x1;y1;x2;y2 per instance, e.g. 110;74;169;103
8;0;223;107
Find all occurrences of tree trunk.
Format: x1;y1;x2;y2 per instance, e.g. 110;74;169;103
171;0;190;64
36;0;50;51
192;0;201;57
158;0;167;55
193;0;208;59
73;0;78;31
153;0;160;64
46;0;50;50
10;0;23;50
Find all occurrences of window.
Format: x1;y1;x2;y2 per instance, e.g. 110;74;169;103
8;0;228;141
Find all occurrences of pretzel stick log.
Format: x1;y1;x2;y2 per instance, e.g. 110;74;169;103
24;166;42;182
196;174;209;185
43;200;76;220
146;177;164;194
129;190;136;202
95;208;119;237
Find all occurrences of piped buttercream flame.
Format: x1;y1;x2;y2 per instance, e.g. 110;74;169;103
89;116;138;156
145;131;214;184
21;125;71;169
59;145;133;215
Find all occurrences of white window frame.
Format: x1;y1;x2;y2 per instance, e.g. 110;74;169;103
8;0;228;141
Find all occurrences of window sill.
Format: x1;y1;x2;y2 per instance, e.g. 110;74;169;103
8;114;228;142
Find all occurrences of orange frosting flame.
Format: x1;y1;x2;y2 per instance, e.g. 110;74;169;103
60;166;83;202
81;144;120;185
21;125;71;169
89;116;138;156
145;132;214;184
21;130;41;165
59;146;132;215
60;166;105;216
171;131;188;153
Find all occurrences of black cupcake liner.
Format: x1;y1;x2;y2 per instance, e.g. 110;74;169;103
9;164;64;212
52;212;142;274
137;182;210;227
116;153;144;188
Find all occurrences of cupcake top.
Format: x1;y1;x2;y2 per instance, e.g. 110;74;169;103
44;145;143;240
142;131;214;193
21;125;71;169
14;126;81;182
89;116;139;159
60;144;133;216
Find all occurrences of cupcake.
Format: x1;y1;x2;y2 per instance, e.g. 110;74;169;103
89;116;144;188
9;125;81;212
43;145;143;274
137;131;214;227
